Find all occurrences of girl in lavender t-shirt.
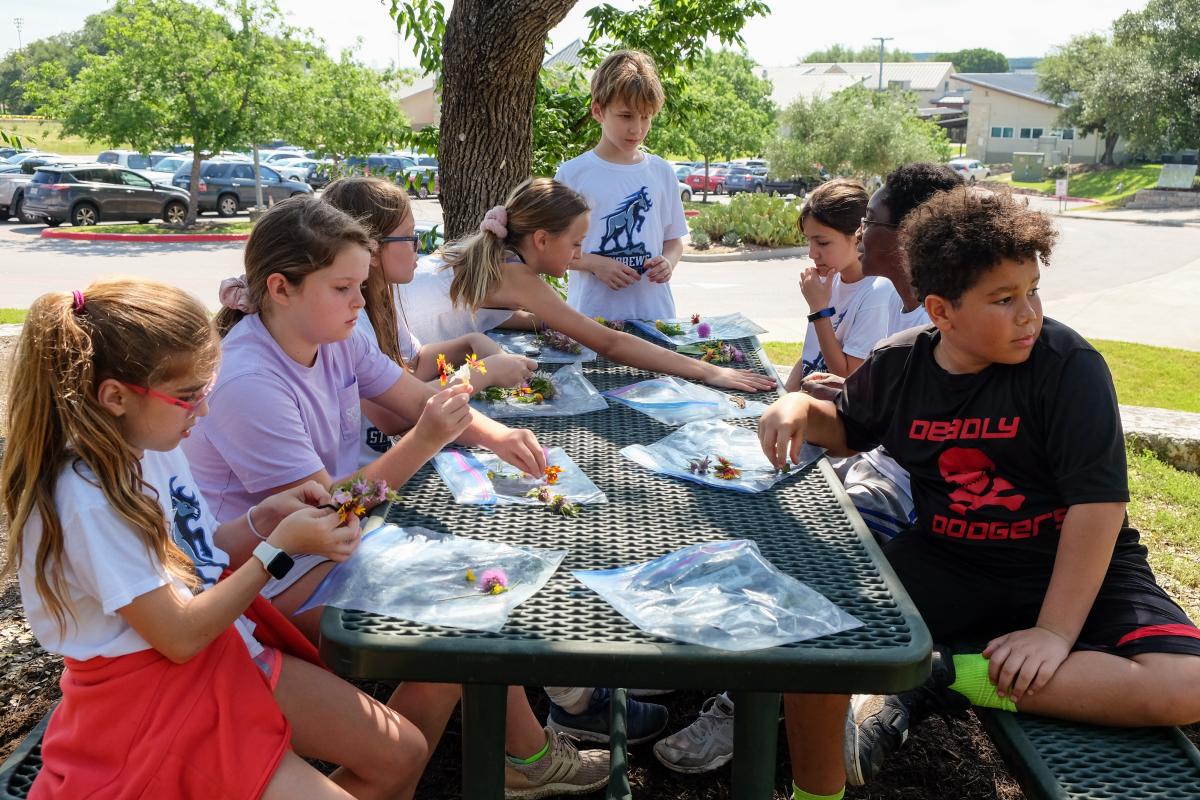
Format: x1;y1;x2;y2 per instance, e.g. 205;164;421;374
183;197;546;628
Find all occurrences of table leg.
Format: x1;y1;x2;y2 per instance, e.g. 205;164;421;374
607;687;632;800
462;683;508;800
730;690;781;800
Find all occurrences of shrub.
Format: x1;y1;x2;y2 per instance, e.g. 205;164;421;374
688;193;805;248
690;230;712;249
721;232;740;247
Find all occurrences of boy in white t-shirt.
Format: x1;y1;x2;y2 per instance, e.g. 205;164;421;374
556;49;687;321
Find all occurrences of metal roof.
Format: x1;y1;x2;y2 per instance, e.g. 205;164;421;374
951;73;1062;107
798;61;955;90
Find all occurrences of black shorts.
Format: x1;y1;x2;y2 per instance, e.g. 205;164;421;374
883;529;1200;658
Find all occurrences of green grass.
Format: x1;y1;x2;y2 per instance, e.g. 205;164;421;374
1128;446;1200;619
988;164;1165;205
94;220;255;234
2;118;114;156
0;309;27;324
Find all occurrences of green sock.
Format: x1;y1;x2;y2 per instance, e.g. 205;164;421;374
792;783;844;800
506;733;551;765
950;653;1018;712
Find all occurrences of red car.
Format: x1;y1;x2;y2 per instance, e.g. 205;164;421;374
685;167;727;195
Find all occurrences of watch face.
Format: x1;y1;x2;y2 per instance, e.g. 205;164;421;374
267;551;294;580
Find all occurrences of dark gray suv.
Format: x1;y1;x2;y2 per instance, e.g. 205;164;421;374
171;159;313;216
23;165;191;227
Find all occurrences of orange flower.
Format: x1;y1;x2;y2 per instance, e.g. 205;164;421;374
436;353;452;386
464;353;488;375
544;465;564;485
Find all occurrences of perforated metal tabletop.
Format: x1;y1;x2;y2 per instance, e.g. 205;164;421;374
319;334;932;799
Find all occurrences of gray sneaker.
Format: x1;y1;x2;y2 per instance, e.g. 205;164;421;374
652;693;735;774
504;727;610;799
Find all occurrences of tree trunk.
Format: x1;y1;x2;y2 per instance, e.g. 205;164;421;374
185;151;204;227
439;0;577;240
702;156;709;203
1102;133;1119;166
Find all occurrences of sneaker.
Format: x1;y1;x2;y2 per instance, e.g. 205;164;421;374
844;647;965;786
653;693;735;774
504;728;609;799
547;687;669;745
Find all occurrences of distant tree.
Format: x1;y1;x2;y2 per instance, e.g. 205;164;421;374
1037;34;1161;164
0;12;112;115
935;48;1009;73
800;43;914;63
1115;0;1200;149
765;85;950;179
389;0;769;238
297;49;409;164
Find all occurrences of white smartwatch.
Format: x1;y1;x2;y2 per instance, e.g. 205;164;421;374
252;540;295;581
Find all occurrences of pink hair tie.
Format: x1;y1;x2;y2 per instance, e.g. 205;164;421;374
218;275;258;314
71;290;86;315
480;205;508;239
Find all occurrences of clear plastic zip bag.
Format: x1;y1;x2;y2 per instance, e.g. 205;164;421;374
297;525;566;633
620;419;823;493
469;362;608;419
604;377;766;426
487;330;597;363
433;446;606;506
572;539;862;651
627;312;767;346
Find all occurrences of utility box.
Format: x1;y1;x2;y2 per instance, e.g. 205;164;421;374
1012;152;1046;182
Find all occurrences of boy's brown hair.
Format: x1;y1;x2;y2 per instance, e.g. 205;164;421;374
590;49;665;115
901;187;1058;304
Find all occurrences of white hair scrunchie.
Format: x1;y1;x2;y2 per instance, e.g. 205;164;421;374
219;275;258;314
480;205;508;239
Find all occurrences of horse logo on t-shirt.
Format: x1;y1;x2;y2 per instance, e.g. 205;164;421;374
169;476;218;583
595;187;653;273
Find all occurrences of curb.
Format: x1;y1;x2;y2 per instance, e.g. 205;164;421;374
40;229;249;243
1061;211;1200;229
682;245;808;263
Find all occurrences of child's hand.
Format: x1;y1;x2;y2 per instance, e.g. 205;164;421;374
800;266;834;311
253;481;333;536
413;383;474;448
487;427;547;476
480;353;536;388
644;255;675;284
267;506;360;562
801;371;844;402
758;392;811;470
706;366;777;393
983;626;1073;704
591;256;641;290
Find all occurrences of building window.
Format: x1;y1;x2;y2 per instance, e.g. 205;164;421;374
990;126;1014;139
1061;128;1074;140
1019;127;1045;139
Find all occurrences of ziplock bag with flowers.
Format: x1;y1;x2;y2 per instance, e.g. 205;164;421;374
297;525;566;633
470;362;608;419
433;446;606;506
604;376;766;426
572;539;862;651
628;312;767;346
487;329;597;363
620;419;823;493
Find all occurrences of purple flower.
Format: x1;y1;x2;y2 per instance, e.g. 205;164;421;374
332;489;353;505
733;347;745;363
696;322;712;339
351;479;370;496
479;569;509;594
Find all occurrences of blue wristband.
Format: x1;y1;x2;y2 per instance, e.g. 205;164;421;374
807;306;836;323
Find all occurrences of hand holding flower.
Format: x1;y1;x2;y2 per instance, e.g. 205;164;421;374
267;505;360;562
413;383;474;449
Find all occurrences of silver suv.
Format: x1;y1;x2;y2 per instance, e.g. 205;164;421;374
23;165;191;227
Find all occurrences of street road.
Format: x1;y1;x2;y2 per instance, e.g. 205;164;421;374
2;200;1198;349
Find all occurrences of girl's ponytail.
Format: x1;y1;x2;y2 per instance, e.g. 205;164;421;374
443;179;588;311
2;280;213;633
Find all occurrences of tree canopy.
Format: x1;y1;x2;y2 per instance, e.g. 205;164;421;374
765;85;950;179
934;48;1009;73
1115;0;1200;149
800;44;914;63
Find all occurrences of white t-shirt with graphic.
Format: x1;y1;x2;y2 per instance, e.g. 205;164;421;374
800;274;896;376
556;151;687;321
19;447;261;660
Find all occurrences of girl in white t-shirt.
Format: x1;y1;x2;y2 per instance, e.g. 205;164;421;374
787;179;896;389
440;177;775;393
1;279;427;799
321;177;539;467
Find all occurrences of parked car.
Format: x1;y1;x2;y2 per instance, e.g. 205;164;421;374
23;164;191;227
0;155;80;222
948;158;990;183
723;166;767;195
352;154;438;197
764;168;829;198
274;158;332;189
6;150;51;165
262;150;307;165
171;159;312;216
685;167;727;195
678;181;693;202
141;154;193;185
96;149;168;172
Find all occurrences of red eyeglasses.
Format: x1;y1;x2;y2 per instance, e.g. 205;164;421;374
120;380;213;418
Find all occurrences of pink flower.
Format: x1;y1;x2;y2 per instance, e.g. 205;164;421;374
479;569;509;594
697;322;712;339
332;489;353;505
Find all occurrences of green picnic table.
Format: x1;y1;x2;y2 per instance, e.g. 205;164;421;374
319;331;933;799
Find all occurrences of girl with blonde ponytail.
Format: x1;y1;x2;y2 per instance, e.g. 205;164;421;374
1;279;429;799
439;177;776;392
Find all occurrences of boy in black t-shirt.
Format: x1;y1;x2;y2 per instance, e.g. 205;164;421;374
759;186;1200;800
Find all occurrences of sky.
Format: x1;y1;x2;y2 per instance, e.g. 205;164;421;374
2;0;1148;71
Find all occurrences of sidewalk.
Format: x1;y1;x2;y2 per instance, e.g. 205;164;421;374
1065;206;1200;228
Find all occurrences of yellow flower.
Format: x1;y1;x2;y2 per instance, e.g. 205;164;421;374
465;569;476;583
489;583;505;595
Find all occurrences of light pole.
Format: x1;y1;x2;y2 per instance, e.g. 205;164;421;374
13;17;23;52
872;36;893;90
